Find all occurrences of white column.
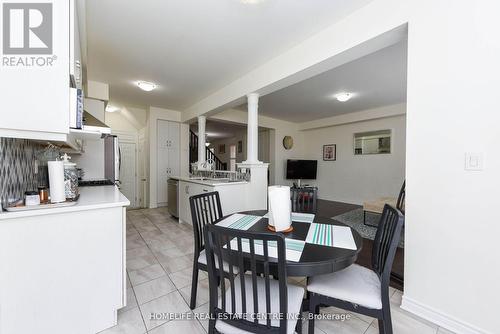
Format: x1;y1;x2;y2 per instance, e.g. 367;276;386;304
197;115;206;166
243;93;261;164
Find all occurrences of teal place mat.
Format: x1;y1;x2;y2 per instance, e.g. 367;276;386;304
305;223;357;250
217;214;262;230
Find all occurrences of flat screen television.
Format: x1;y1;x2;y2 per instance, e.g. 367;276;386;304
286;159;317;180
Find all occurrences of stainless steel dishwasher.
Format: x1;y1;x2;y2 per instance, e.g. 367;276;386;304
167;178;179;218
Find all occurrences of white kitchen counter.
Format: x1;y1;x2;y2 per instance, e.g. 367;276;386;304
0;185;130;220
169;175;248;186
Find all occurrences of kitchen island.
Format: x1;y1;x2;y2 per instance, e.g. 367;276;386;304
170;175;265;225
0;186;129;334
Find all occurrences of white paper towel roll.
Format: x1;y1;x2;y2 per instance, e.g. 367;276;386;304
48;161;66;203
268;186;292;232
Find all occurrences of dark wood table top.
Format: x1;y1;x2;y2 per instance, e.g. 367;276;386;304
216;210;363;277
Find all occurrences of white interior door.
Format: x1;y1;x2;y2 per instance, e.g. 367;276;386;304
119;142;137;208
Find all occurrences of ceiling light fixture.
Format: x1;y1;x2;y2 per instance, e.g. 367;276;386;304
105;105;119;113
136;81;157;92
335;92;353;102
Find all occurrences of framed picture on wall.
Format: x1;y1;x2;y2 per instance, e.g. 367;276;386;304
237;140;243;153
323;144;336;161
219;144;226;154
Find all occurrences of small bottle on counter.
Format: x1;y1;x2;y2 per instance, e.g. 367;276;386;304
25;191;41;206
38;187;49;204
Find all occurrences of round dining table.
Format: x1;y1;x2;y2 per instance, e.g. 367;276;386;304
216;210;363;277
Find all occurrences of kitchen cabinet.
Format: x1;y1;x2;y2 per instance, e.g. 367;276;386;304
178;181;214;225
0;186;129;334
177;179;251;225
157;120;180;205
70;0;82;89
0;0;84;143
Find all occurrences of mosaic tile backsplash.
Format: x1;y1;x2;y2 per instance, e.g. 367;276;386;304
0;138;45;207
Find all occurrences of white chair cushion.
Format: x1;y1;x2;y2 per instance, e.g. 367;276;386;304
198;249;239;274
307;264;382;309
215;274;304;334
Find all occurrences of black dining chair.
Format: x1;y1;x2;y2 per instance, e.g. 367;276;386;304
396;181;405;214
204;224;305;334
290;187;318;214
307;204;404;334
189;191;237;309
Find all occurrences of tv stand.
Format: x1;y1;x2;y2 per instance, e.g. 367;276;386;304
293;180;313;189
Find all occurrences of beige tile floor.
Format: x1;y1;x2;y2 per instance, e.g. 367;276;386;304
100;207;454;334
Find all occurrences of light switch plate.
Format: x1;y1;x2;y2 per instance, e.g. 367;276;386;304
465;152;484;171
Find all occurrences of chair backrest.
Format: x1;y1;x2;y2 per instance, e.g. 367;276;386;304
371;204;405;282
396;181;405;214
204;224;289;334
189;191;223;255
290;187;318;213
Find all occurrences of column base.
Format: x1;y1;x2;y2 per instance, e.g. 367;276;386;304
238;162;268;168
241;160;264;165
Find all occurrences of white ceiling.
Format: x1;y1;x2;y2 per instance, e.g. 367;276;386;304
237;41;407;122
190;120;254;140
85;0;372;110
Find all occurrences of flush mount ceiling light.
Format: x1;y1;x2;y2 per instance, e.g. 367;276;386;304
335;92;353;102
136;81;157;92
105;105;119;113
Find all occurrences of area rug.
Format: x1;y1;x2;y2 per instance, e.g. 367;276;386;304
332;208;404;248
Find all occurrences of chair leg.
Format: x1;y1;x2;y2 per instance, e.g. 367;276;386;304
308;295;319;334
378;319;386;334
190;262;199;310
295;313;303;334
208;318;216;334
363;211;378;227
380;307;393;334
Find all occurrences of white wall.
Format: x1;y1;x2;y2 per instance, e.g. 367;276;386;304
72;139;105;180
301;105;406;204
402;2;500;333
105;112;138;133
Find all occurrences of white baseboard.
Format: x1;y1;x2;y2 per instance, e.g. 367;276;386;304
401;295;489;334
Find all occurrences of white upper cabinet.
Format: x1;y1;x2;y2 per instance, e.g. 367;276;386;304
70;0;82;89
168;121;180;149
157;120;180;206
0;0;80;142
157;120;170;149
